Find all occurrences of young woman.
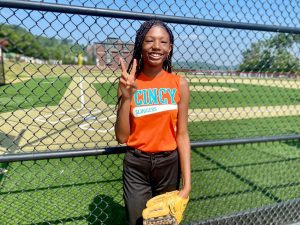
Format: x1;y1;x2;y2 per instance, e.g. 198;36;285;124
115;20;191;225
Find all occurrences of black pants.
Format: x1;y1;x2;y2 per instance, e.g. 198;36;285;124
123;148;180;225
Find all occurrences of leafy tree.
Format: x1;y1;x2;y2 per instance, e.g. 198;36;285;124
0;23;85;64
239;33;300;73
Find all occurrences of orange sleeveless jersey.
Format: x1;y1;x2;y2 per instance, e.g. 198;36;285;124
126;70;181;152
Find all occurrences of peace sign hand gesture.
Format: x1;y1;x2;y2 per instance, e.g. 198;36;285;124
119;58;138;99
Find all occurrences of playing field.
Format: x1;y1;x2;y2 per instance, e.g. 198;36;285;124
0;62;299;224
0;62;299;153
0;140;299;224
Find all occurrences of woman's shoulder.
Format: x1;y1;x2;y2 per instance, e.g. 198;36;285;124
164;70;182;80
166;71;189;92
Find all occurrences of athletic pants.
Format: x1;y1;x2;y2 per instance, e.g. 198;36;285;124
123;148;180;225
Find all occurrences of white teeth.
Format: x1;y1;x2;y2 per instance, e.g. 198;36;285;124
150;53;162;57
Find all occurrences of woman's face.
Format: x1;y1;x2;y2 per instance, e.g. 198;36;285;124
142;25;172;69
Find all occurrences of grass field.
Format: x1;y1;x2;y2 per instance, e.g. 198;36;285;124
3;62;118;83
0;140;299;224
1;113;299;224
0;76;71;113
0;155;125;225
0;62;299;224
189;115;300;141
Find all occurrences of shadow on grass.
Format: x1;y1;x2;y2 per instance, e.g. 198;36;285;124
284;139;300;148
192;147;282;202
0;162;8;185
25;195;125;225
0;130;24;153
87;194;125;225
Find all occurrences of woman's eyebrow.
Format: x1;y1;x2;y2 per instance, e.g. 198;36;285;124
144;35;169;39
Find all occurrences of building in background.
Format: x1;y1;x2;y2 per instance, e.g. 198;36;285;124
87;37;134;69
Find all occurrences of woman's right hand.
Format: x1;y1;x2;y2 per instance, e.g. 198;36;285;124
119;58;138;99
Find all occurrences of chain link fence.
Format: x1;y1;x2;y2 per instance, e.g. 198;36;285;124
0;0;299;224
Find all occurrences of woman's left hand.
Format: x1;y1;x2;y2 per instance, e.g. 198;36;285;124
179;188;190;199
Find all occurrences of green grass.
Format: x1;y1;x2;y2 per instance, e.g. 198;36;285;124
0;155;125;225
185;141;300;223
93;82;300;108
93;81;118;105
1;141;299;224
189;115;300;141
186;191;274;223
0;113;299;224
189;82;300;108
0;76;71;113
3;61;119;83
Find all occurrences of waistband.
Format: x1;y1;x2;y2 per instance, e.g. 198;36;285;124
127;147;177;158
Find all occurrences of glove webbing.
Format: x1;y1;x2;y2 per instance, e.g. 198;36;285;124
143;215;177;225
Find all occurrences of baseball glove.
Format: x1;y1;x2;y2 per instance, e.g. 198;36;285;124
142;191;189;225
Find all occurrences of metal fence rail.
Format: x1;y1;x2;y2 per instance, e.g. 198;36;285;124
0;0;299;224
3;0;300;34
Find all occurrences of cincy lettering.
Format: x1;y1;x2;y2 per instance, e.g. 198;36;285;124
134;88;177;106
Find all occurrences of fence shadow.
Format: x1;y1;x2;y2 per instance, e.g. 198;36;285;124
284;139;300;148
87;194;126;225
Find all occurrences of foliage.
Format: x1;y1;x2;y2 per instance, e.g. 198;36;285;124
239;33;300;73
0;23;87;64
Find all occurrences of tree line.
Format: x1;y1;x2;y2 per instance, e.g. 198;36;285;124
239;33;300;73
0;23;86;64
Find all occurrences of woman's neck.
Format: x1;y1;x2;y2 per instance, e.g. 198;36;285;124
142;65;164;77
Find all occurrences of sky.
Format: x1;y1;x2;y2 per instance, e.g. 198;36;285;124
0;0;299;67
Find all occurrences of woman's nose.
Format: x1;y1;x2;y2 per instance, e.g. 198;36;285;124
152;40;160;49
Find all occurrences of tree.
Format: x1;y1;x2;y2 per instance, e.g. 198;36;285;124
0;23;84;64
239;33;300;73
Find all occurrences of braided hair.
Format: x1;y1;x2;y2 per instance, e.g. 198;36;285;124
127;20;174;75
116;20;174;107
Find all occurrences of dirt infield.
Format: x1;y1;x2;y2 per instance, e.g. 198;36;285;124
0;75;299;153
186;76;300;89
0;75;118;153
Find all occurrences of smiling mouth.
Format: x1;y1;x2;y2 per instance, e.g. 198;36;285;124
148;52;164;59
